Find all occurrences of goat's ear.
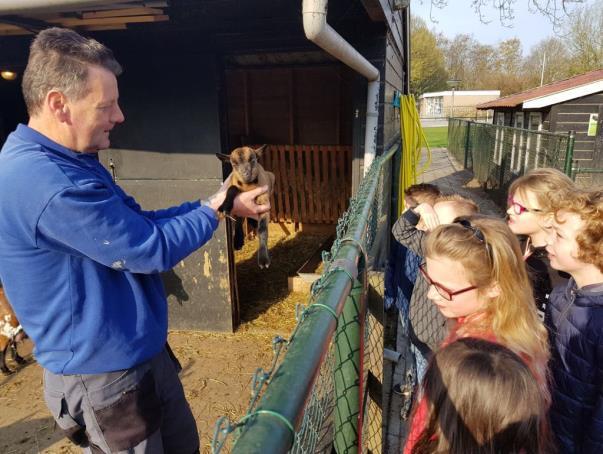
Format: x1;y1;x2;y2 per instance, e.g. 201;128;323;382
216;153;231;162
254;144;268;156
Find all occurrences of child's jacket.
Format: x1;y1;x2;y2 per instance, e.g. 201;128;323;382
546;279;603;453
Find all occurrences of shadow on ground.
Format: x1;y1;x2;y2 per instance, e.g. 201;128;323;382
235;231;330;326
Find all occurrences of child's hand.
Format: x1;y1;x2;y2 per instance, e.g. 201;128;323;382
415;203;440;231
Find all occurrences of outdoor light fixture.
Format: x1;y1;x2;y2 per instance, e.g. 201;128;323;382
1;70;17;81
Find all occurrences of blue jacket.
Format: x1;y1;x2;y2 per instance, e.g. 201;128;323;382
384;236;421;318
0;125;219;374
546;279;603;453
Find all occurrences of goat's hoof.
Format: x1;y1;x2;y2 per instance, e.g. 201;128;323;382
1;368;14;376
258;257;271;269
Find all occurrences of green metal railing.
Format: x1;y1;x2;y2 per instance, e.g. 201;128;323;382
448;118;576;204
212;143;398;454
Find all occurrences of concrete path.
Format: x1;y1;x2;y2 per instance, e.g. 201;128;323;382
416;147;502;216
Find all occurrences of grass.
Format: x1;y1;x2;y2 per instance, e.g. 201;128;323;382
423;126;448;148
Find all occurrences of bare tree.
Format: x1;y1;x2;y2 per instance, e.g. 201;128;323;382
562;2;603;73
422;0;585;28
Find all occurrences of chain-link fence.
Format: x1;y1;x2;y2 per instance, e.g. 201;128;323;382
211;142;398;454
448;118;575;206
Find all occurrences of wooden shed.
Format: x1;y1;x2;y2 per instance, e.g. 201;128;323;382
0;0;408;331
476;69;603;176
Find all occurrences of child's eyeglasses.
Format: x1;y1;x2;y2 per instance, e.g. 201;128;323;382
507;196;542;215
419;263;478;301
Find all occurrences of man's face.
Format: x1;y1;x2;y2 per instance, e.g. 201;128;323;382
67;65;124;153
546;210;586;273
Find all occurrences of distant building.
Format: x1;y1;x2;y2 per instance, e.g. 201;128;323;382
419;90;500;120
477;69;603;170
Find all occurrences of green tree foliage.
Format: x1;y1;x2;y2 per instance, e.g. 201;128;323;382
410;17;449;96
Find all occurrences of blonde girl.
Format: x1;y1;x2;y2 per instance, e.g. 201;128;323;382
404;215;550;453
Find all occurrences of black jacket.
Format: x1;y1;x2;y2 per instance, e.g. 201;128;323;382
545;279;603;453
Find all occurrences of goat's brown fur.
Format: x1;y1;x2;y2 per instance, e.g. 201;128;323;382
216;145;275;268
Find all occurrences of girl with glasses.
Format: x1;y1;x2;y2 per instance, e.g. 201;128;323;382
404;215;550;454
506;168;574;318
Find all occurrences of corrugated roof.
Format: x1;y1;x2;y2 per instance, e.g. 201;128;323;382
476;68;603;109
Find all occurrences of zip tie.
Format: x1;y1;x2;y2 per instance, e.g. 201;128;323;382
239;410;295;437
339;237;368;268
309;303;338;323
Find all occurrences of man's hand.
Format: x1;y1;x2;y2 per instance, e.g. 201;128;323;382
414;203;439;231
231;186;271;219
205;173;270;220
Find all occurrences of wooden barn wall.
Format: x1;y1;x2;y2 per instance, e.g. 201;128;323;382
224;65;354;148
383;33;404;148
549;92;603;162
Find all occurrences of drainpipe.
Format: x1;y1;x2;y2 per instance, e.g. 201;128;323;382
302;0;380;175
0;0;123;15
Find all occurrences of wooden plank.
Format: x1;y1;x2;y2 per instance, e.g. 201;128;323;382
304;145;315;223
320;146;333;222
346;146;352;203
261;147;275;222
330;146;339;221
82;7;164;19
280;145;291;221
313;146;323;223
271;146;283;222
0;23;24;32
83;25;128;31
51;14;169;27
336;146;344;216
296;146;307;222
288;146;300;223
0;28;30;36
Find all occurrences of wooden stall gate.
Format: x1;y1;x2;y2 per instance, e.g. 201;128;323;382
258;144;352;227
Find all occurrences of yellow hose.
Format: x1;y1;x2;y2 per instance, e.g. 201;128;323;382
398;94;432;216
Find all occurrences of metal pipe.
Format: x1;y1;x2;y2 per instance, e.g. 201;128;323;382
334;278;363;454
564;130;576;176
302;0;381;175
0;0;123;15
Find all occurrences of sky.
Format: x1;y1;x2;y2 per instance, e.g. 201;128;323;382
411;0;599;54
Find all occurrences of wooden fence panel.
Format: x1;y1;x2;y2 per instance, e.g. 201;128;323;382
258;144;352;224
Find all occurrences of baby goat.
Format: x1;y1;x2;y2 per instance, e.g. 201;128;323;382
217;145;275;268
0;287;27;375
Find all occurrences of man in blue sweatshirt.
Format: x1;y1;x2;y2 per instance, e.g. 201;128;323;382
0;28;269;453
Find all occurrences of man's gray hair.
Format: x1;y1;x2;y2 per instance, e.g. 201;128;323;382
22;27;122;116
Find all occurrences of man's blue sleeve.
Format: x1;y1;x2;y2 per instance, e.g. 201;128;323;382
36;181;219;274
113;184;204;220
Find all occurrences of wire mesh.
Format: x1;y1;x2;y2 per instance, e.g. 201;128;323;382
212;144;398;454
448;118;572;207
290;343;336;454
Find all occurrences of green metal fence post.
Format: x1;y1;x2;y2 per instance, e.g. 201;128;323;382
564;130;576;176
333;277;363;454
463;120;471;169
